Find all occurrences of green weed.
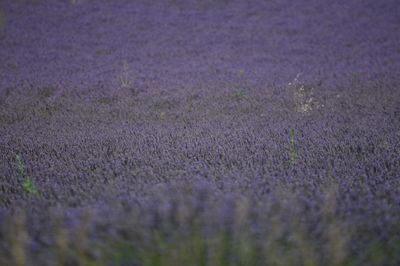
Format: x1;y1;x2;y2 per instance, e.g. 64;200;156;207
289;129;298;165
16;154;38;195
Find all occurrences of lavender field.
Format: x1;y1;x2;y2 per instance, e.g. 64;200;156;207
1;0;400;265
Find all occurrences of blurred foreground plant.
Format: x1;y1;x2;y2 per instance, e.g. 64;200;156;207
9;209;28;266
0;9;5;30
0;187;397;265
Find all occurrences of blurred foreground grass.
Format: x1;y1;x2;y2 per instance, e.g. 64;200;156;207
1;184;399;266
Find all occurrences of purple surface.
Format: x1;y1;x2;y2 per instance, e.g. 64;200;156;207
0;1;400;265
1;0;399;91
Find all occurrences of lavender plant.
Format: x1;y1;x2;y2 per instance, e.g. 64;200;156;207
0;0;399;265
